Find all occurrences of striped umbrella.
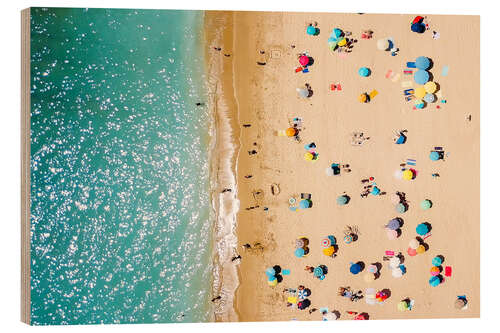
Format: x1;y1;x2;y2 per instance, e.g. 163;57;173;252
321;237;331;248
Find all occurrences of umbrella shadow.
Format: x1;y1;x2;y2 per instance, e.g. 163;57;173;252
344;195;351;204
359;312;369;320
416;237;430;251
356;261;365;272
307;57;315;66
396;228;402;238
427;58;434;71
423;222;432;232
314;28;321;36
436;254;445;264
381;288;392;299
320;264;329;275
332;310;341;319
273;265;282;274
276;274;283;283
373;262;382;279
396;253;405;264
396;217;405;227
425;199;433;208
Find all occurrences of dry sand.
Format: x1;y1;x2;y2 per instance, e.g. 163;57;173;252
206;11;479;322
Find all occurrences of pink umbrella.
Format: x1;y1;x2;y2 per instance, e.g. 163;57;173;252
299;55;309;66
386;229;398;240
407;247;417;256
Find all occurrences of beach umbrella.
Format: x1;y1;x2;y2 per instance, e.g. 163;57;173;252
392;268;403;278
389;257;401;269
358;67;371;77
299;199;311;209
350;263;362;275
286;127;297;137
402;169;413;180
358;93;368;103
424;93;436;103
314;266;324;277
398;301;409;311
420;199;432;210
321;237;331;248
411;23;426;33
394;169;403;180
413;16;424;24
328;235;337;245
432;256;443;266
325;167;334;176
430;266;440;276
337;195;348;206
387;218;400;230
333;28;343;38
396;203;407;213
429;276;441;287
297;289;307;300
337;38;347;47
307;25;317;35
407;247;417;256
355;314;367;320
367;264;378;274
371;186;381;195
409;239;420;250
390;193;401;204
344;234;353;244
377;38;390;50
328;42;338;51
455;298;466;309
414;99;425;109
295;238;305;249
415;86;426;99
414;70;430;85
295;247;305;258
323;246;335;257
323;312;339;321
268;278;278;286
265;267;276;278
364;273;375;282
386;229;398;240
424;81;437;93
328;36;338;43
415;56;431;70
297;87;309;98
416;223;429;236
299;55;309;66
416;244;426;254
304;152;314;161
429;151;440;161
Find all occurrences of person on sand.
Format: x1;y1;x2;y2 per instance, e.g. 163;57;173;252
248;150;257;155
305;266;314;273
244;175;252;178
211;296;221;302
243;124;251;128
242;243;251;250
231;255;241;262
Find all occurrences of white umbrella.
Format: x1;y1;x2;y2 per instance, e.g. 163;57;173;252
394;169;403;180
390;193;401;204
296;87;309;98
389;257;401;269
325;167;334;176
392;268;403;278
377;38;390;50
409;239;419;250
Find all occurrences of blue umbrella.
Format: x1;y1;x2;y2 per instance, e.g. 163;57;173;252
307;25;317;35
268;275;277;282
416;223;429;236
414;70;430;85
299;199;311;209
328;36;338;43
298;289;307;299
429;275;441;287
429;151;440;161
333;28;343;38
350;263;361;275
424;93;436;103
265;267;276;278
328;235;337;246
314;266;324;277
358;67;371;77
415;56;430;70
400;264;407;274
371;186;380;195
411;23;426;33
295;247;305;258
432;256;443;266
337;195;348;205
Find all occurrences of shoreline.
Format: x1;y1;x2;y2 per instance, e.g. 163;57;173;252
204;11;241;322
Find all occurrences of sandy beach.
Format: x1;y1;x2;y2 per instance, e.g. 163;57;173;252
205;11;479;321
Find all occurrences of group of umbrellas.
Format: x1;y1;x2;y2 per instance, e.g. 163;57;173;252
294;237;310;258
395;168;416;182
304;142;319;162
385;218;403;240
408;56;439;109
321;235;338;257
365;288;390;305
391;192;409;214
265;266;284;287
411;16;426;34
388;256;407;278
429;256;445;287
327;28;347;51
364;263;380;282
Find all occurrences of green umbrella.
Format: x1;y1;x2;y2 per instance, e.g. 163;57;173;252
420;199;432;210
396;203;407;213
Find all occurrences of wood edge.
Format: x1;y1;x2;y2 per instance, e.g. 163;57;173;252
21;7;31;325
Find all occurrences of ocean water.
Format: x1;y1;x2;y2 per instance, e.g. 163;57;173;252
29;8;214;325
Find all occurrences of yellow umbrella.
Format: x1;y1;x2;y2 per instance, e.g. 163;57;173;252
424;81;437;94
286;127;297;137
287;296;298;304
268;279;278;287
415;86;426;99
338;38;347;47
416;244;426;254
364;273;375;282
304;152;314;161
358;93;367;103
323;246;336;256
402;169;413;180
397;301;409;311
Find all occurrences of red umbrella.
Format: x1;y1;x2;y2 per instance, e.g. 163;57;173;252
412;16;424;24
299;55;309;66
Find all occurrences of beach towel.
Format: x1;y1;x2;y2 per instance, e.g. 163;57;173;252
295;67;303;73
282;269;290;275
406;62;416;68
441;65;449;76
391;73;401;82
385;70;393;78
278;130;286;136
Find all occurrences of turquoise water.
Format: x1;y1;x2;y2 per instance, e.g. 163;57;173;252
30;8;214;325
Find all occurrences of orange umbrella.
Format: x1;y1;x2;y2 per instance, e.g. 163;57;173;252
286;127;297;137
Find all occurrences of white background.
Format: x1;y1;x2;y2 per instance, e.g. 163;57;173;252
0;0;495;332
